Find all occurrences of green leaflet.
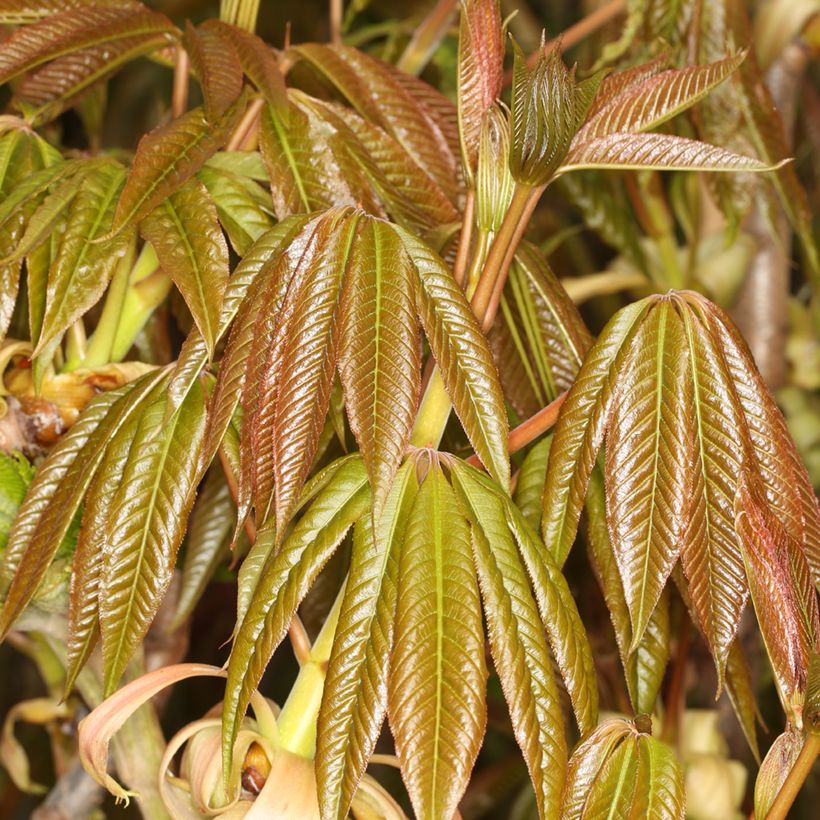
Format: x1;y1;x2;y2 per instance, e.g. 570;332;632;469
754;727;803;819
0;369;166;633
183;20;243;119
604;301;690;648
65;393;145;694
293;43;460;205
37;161;129;355
170;466;233;630
0;130;47;340
99;378;207;693
562;721;684;819
222;455;370;780
388;459;486;820
514;436;551;532
337;218;420;520
110;91;248;235
724;641;761;762
0;453;32;554
451;461;567;819
586;468;670;716
316;461;417;820
542;297;651;567
396;226;510;491
501;482;599;736
197;165;274;256
141;177;229;357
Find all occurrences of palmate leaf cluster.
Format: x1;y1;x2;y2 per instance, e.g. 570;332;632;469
0;0;817;817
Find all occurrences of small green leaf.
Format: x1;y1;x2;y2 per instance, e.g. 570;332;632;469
197;165;273;255
222;456;369;780
100;379;207;693
754;727;803;819
37;161;129;354
389;458;486;820
141;177;229;356
171;466;233;630
316;461;417;820
451;460;567;817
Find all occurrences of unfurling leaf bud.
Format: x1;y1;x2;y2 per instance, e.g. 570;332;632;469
475;106;515;233
509;38;577;187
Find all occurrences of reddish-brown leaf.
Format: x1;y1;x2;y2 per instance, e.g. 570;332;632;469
457;0;504;178
183;20;243;119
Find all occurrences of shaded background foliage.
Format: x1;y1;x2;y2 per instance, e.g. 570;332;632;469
0;0;819;818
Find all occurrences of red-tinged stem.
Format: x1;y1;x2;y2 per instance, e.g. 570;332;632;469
466;391;567;468
470;183;545;334
329;0;343;45
226;97;265;151
453;189;476;288
217;446;312;667
765;733;820;819
481;186;543;331
503;0;627;84
662;613;690;745
172;45;189;118
396;0;458;76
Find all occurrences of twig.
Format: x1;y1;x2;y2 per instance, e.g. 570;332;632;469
397;0;458;76
226;97;265;151
453;190;476;289
171;45;189;118
329;0;343;46
765;733;820;819
662;613;690;745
